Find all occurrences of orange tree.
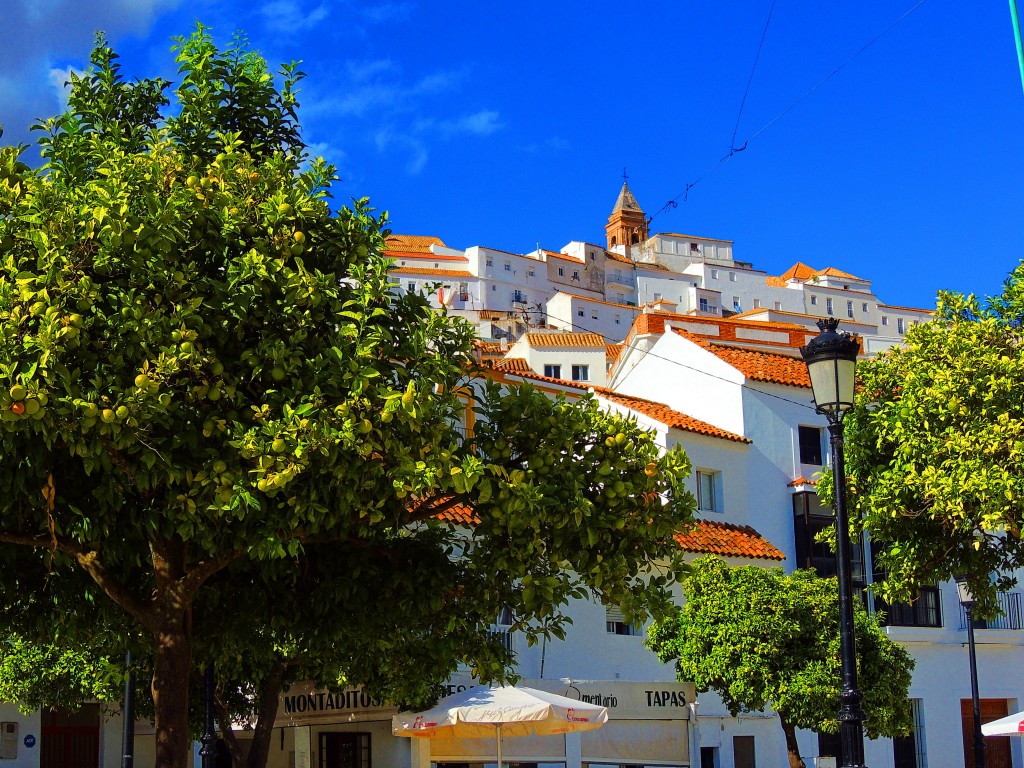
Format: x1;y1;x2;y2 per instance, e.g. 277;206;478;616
0;27;695;768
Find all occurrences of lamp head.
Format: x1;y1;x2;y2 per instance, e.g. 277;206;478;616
800;318;860;417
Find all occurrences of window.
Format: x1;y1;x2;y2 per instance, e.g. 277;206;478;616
589;251;596;260
504;261;511;272
729;271;737;282
690;242;701;252
590;310;598;320
826;297;834;315
696;470;719;512
881;315;888;326
577;308;584;317
458;282;469;301
491;605;515;653
699;297;710;312
793;492;866;590
847;300;854;319
898;318;906;334
528;268;535;277
753;299;761;309
571;364;589;382
862;302;869;312
798;426;823;465
872;548;942;628
733;296;741;311
406;281;416;293
653;292;662;301
572;270;580;280
774;301;782;310
543;364;561;378
614;314;621;325
606;605;642;635
486;258;493;267
810;295;818;306
0;722;17;760
558;267;564;277
490;285;496;291
710;269;719;280
892;699;927;768
513;290;524;303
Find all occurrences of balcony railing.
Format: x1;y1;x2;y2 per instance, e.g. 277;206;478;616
959;591;1024;630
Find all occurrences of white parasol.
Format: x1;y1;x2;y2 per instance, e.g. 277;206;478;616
981;709;1024;736
393;684;608;767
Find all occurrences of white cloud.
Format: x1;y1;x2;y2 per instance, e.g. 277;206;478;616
259;0;331;35
0;0;182;145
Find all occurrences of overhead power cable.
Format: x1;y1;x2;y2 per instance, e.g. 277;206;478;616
649;0;931;226
730;0;778;153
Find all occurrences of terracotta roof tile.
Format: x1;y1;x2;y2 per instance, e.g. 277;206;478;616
387;252;469;262
674;520;785;561
385;234;448;254
524;332;605;348
408;495;480;525
766;275;788;287
605;250;635;264
391;267;474;278
779;262;820;281
597;391;750;443
788;476;818;487
499;371;749;444
671;329;811;388
606;343;624;362
493;357;530;371
877;303;934;314
818;266;862;280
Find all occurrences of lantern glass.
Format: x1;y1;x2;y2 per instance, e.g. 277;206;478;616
955;575;975;607
807;356;857;414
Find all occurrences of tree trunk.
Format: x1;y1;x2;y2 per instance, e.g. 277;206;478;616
151;610;194;768
780;718;806;768
245;660;289;768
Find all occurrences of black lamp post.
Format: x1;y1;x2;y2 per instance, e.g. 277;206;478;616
200;665;217;768
956;575;986;768
800;318;865;768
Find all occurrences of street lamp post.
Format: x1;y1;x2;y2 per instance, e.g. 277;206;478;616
956;576;986;768
800;318;865;768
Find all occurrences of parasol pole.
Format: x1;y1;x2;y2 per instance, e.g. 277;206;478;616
496;723;503;768
1012;0;1024;95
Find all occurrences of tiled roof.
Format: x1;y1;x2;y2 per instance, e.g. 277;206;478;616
391;267;474;278
605;250;635;264
385;234;448;254
672;329;811;388
779;262;819;281
766;275;788;287
788;476;818;487
674;520;785;561
612;181;643;213
606;343;624;363
493;357;530;371
546;250;583;264
525;332;605;348
474;340;504;354
818;266;862;280
499;371;749;444
778;262;863;283
408;495;480;525
598;391;750;443
387;252;469;262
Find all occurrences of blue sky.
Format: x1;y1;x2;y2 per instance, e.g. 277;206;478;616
2;0;1023;311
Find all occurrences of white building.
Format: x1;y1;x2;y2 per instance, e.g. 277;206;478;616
385;183;933;352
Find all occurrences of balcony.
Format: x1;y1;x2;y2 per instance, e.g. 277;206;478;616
959;591;1024;630
876;587;942;628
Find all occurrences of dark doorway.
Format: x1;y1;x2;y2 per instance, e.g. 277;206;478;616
318;732;370;768
40;706;100;768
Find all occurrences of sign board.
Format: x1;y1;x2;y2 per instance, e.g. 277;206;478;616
277;682;398;727
23;734;35;748
524;679;696;721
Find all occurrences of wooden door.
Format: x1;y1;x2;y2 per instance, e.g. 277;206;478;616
961;698;1012;768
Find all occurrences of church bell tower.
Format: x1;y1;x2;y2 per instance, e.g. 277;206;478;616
605;181;648;255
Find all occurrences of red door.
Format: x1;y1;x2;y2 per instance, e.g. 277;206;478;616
40;709;99;768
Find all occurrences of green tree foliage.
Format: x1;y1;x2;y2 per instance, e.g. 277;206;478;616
0;27;695;768
836;263;1024;611
647;557;914;768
